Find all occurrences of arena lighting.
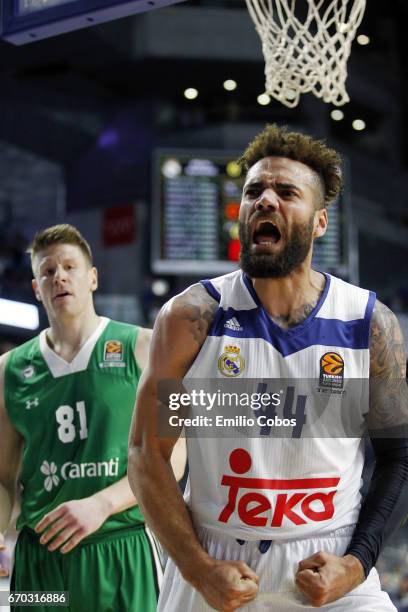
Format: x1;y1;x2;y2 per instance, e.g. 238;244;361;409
0;298;39;330
162;158;182;179
151;279;169;297
331;109;344;121
223;79;237;91
184;88;198;100
226;161;242;178
257;93;271;106
352;118;366;131
357;34;370;45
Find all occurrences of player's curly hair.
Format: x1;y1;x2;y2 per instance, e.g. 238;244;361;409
238;124;343;207
28;224;93;271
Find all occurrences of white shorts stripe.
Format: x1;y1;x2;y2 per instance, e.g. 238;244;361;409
145;525;164;590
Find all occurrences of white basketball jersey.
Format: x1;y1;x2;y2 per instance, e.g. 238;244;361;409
183;270;376;540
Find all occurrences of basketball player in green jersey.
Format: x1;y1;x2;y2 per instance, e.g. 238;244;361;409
0;224;185;611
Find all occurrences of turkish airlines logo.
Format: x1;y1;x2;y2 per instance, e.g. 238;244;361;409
319;352;344;390
218;449;339;528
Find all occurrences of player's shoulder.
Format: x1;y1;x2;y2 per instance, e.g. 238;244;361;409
134;327;152;370
326;272;372;298
371;299;399;326
0;339;37;392
370;299;404;344
134;326;152;351
369;299;406;377
105;319;153;360
164;270;241;319
105;318;137;332
318;272;375;322
1;336;39;371
150;282;219;359
104;318;143;343
0;351;11;380
161;282;219;322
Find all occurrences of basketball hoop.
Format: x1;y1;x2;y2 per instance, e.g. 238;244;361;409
246;0;367;108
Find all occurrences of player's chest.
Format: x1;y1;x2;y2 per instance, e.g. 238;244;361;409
193;336;366;379
13;368;136;443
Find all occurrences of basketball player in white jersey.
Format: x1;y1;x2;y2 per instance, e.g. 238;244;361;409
128;124;408;611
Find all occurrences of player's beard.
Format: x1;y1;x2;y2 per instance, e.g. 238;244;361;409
239;216;315;278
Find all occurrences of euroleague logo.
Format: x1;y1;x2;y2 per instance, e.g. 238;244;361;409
319;352;344;390
99;340;126;368
104;340;123;361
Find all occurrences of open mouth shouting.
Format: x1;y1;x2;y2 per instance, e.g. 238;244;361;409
252;219;283;251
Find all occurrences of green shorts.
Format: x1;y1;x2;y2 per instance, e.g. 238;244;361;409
11;524;162;612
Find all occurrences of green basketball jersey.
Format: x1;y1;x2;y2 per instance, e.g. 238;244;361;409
5;317;145;538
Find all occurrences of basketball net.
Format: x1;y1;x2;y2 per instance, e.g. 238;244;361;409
246;0;366;108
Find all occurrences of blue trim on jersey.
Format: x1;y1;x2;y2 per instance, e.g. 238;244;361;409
209;307;369;356
200;280;221;303
363;290;376;348
242;272;331;338
207;273;372;356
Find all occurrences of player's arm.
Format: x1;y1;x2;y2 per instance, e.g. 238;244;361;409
0;352;23;575
343;300;408;572
296;300;408;607
135;326;187;482
128;285;259;611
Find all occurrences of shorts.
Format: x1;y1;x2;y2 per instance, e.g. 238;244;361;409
158;525;396;611
11;524;162;612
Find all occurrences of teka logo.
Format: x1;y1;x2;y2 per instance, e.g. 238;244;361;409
218;449;339;528
319;352;344;390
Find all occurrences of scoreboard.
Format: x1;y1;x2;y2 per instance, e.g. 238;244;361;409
152;150;355;280
1;0;185;44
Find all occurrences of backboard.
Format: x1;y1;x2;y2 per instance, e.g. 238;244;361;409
1;0;186;45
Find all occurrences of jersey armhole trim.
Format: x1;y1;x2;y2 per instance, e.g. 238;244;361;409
363;290;376;349
3;350;14;419
200;280;221;303
131;325;142;380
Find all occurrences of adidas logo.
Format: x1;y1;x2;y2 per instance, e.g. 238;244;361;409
224;317;243;332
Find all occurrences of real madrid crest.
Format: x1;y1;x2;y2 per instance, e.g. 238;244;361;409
218;345;245;377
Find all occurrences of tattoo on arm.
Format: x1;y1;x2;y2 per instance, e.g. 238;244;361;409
177;285;218;347
370;301;406;378
369;300;408;429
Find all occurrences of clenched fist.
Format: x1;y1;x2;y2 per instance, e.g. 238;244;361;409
295;551;365;607
193;559;259;611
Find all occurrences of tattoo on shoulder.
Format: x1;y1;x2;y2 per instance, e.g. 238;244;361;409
370;301;406;378
176;284;218;346
368;301;408;430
